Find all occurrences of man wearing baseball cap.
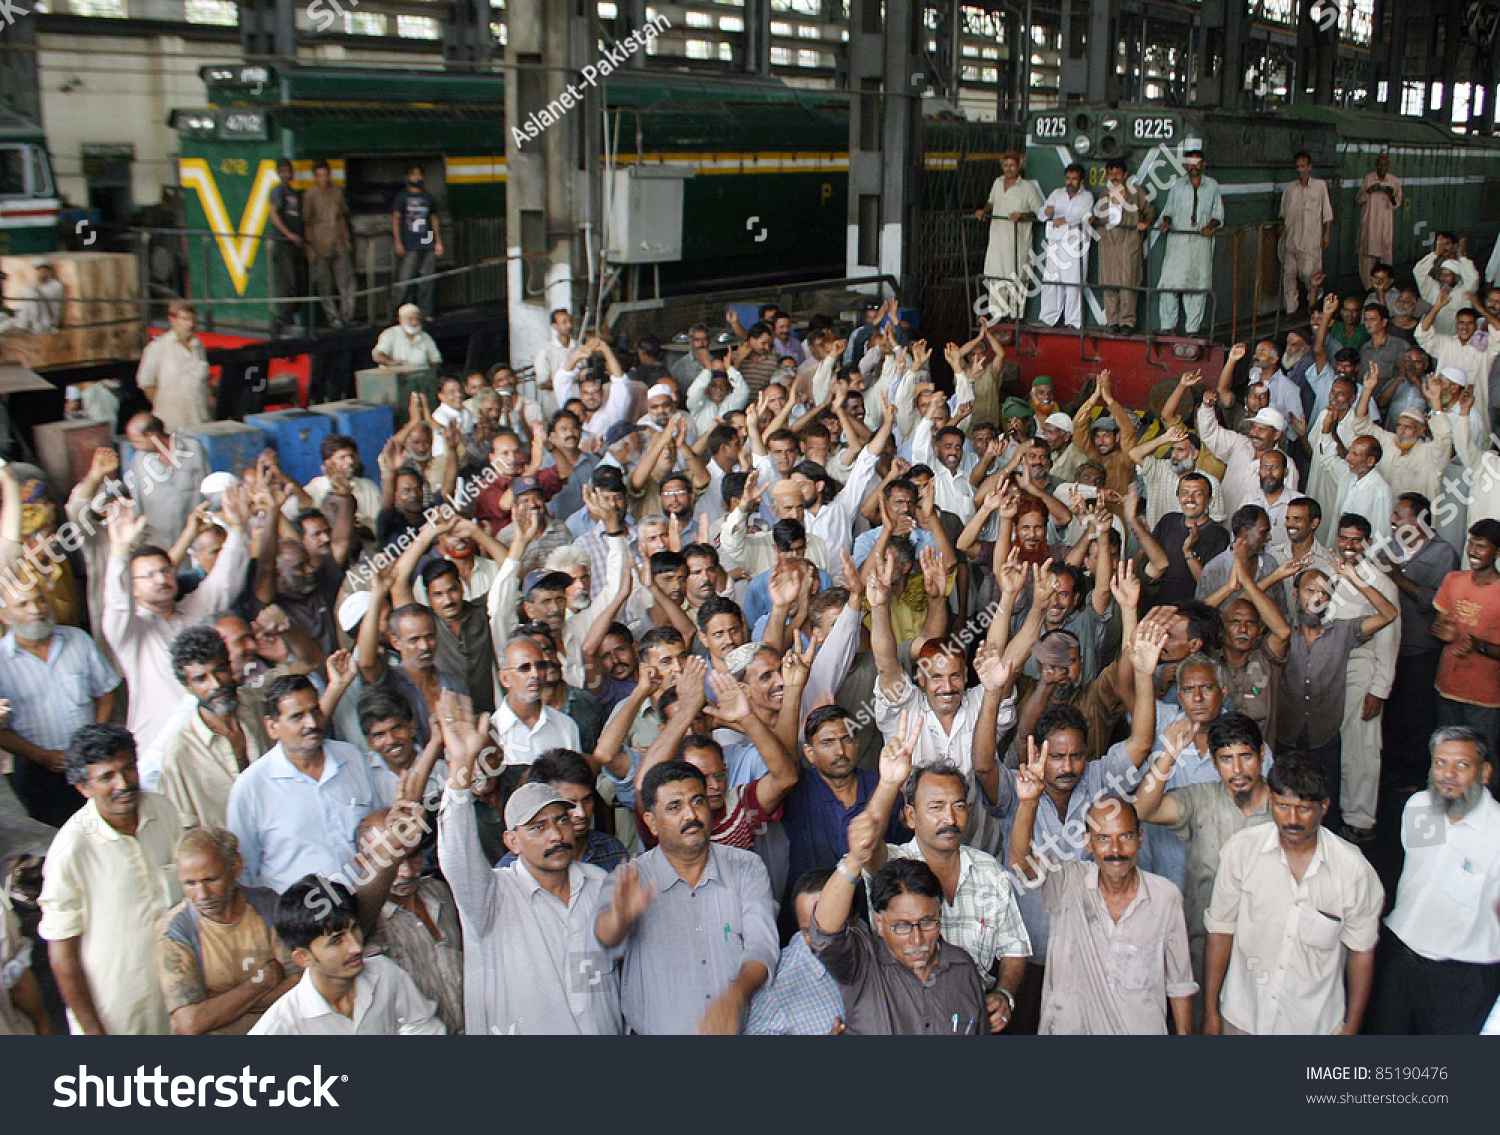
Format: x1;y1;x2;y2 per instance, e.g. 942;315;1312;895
1196;391;1300;515
435;698;623;1035
1038;408;1084;481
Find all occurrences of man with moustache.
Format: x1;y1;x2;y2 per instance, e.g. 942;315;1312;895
353;688;446;808
594;760;778;1034
0;578;120;826
1132;713;1276;1008
103;490;251;753
1144;470;1228;606
1149;653;1274;791
1217;340;1304;440
1011;768;1196;1035
435;696;622;1034
1203;757;1383;1035
811;749;988;1034
157;626;270;830
40;723;184;1034
856;735;1031;1031
254;535;341;659
1274;564;1397;821
1316;422;1393;545
156;827;298;1035
227;674;378;895
1195;504;1275;606
1243;448;1295;547
495;750;629;872
1349;366;1453;500
1204;557;1292;742
1196;390;1300;516
1127;424;1226;530
1373;726;1500;1034
397;557;497;716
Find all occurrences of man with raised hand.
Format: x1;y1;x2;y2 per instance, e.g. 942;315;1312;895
1010;739;1196;1035
435;691;621;1035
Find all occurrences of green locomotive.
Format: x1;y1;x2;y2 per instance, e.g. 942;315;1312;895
1018;102;1500;340
167;64;1019;328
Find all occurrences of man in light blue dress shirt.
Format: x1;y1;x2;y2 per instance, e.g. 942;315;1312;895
227;673;378;895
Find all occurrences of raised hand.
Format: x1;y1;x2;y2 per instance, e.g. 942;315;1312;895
1110;558;1141;611
781;637;815;688
864;563;890;609
675;655;710;711
918;545;947;598
1017;736;1048;801
707;670;753;724
325;648;357;688
878;708;921;788
1228;342;1247;363
1128;617;1169;674
89;445;120;481
606;862;657;927
997;547;1030;599
1031;558;1060;606
836;548;861;593
974;642;1014;693
767;559;803;608
106;500;148;553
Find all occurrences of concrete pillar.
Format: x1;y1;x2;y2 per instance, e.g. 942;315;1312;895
0;15;42;125
846;0;922;295
239;0;297;60
744;0;772;77
505;0;600;370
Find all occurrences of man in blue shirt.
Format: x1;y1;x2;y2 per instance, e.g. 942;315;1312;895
227;674;379;895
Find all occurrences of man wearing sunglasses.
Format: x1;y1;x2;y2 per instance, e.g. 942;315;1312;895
493;638;579;769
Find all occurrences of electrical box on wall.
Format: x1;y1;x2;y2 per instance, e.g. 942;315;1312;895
604;165;695;263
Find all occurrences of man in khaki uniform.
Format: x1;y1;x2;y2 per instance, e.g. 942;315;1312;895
303;159;355;328
1091;158;1156;333
1280;151;1333;315
974;152;1044;322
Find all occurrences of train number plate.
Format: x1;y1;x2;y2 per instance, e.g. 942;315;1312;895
1033;115;1068;140
1131;116;1176;141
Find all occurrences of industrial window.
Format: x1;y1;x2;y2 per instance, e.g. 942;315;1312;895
685;39;713;58
771;20;794;34
797;24;820;37
184;0;237;25
771;46;794;65
686;10;713;26
346;11;387;34
772;0;822;13
598;0;617;15
398;15;442;38
719;14;743;30
68;0;126;16
797;48;821;67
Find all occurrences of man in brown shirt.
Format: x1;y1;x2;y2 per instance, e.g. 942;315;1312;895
1069;369;1139;496
809;755;988;1035
302;159;354;327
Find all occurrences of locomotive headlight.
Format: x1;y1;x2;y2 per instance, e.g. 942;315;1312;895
1101;114;1121;132
1073;135;1092;156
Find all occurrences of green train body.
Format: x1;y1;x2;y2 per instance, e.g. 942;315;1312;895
0;108;63;256
170;65;1017;328
1020;104;1500;337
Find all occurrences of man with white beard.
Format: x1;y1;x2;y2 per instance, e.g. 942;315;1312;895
1327;515;1400;843
1372;726;1500;1034
1348;367;1453;501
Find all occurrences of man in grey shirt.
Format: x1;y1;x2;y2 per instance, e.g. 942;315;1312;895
594;760;778;1035
124;413;208;545
435;701;621;1035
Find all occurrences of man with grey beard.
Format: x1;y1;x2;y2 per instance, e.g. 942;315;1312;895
0;580;121;826
1373;726;1500;1033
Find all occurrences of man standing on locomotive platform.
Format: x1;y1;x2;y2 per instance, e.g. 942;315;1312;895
1281;151;1333;316
1357;153;1402;290
1092;158;1156;334
1157;149;1223;337
974;151;1045;323
1038;163;1095;330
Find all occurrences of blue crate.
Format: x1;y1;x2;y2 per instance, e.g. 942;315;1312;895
309;400;396;477
244;409;335;485
183;421;266;476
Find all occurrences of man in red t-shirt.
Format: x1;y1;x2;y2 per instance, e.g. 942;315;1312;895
472;430;561;533
1433;518;1500;792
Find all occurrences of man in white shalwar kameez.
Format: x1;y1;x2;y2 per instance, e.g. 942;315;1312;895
1037;164;1094;330
975;152;1045;323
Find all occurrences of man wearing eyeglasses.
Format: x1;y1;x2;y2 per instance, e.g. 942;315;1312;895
807;740;988;1035
493;638;580;769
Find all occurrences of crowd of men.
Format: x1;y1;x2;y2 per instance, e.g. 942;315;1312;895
0;249;1498;1036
